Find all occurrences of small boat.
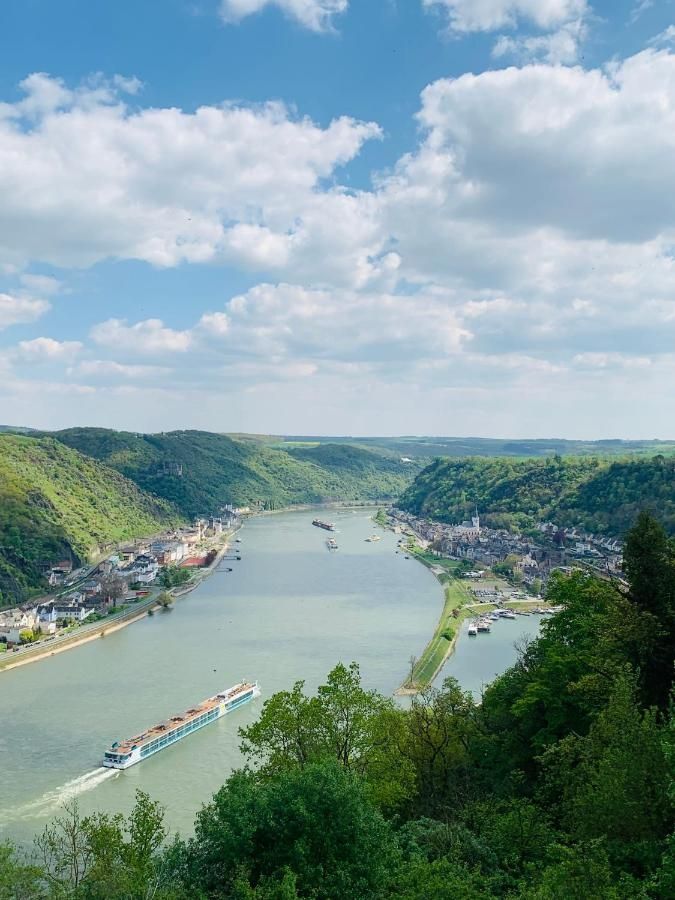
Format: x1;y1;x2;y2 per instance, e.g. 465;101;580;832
502;611;517;620
326;538;338;551
467;623;478;636
365;534;382;542
477;620;491;633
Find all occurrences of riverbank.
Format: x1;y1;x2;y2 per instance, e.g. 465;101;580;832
394;538;552;695
0;532;237;674
395;555;472;695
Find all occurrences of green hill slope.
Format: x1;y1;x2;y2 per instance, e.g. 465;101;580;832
0;434;180;605
398;454;675;535
51;429;420;518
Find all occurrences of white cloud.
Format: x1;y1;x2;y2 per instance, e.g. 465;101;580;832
16;337;82;361
422;0;587;34
648;25;675;48
0;74;380;284
630;0;653;25
492;18;586;63
219;0;348;32
90;318;193;354
69;360;171;379
195;282;470;367
572;352;652;369
10;48;675;434
0;293;50;330
18;274;62;296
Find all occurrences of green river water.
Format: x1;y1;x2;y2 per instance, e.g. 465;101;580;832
0;509;538;844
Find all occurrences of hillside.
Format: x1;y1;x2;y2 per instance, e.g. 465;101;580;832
50;429;421;518
398;454;675;535
0;434;180;605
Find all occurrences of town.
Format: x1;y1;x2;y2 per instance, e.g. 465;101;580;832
0;510;245;655
389;507;625;591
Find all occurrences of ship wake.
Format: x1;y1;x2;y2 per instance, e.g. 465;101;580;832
0;767;119;826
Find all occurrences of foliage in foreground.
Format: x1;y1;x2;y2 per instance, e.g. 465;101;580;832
2;512;674;898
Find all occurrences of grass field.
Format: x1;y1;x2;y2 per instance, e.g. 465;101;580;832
402;573;472;692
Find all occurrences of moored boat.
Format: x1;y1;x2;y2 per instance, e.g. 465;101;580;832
102;681;260;770
326;538;338;550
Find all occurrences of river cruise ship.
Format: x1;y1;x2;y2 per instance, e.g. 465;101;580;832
102;681;260;770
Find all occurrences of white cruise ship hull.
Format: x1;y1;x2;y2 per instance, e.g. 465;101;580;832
103;682;260;770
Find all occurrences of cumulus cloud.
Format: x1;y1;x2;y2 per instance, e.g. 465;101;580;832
69;360;171;379
90;318;193;354
197;282;470;365
0;73;381;284
219;0;348;31
492;18;586;63
424;0;589;62
0;293;50;330
16;337;82;360
18;274;62;296
422;0;587;34
9;48;675;433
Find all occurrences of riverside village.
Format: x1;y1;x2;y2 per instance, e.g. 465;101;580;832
0;508;246;657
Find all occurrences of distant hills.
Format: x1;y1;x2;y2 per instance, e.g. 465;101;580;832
49;429;420;519
398;454;675;536
275;435;675;459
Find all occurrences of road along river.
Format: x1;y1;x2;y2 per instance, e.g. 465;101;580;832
0;508;537;843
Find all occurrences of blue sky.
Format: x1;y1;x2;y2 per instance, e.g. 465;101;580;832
1;0;675;436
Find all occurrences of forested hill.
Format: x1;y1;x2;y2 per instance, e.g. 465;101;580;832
0;434;179;605
398;454;675;535
50;429;420;519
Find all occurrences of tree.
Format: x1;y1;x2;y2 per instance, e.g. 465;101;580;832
159;567;191;589
622;511;675;709
100;575;127;609
390;858;492;899
523;843;625;900
181;761;398;900
0;843;45;900
478;571;637;787
401;678;479;816
240;662;392;775
542;674;670;875
156;591;172;609
239;663;411;811
33;792;177;899
18;629;36;645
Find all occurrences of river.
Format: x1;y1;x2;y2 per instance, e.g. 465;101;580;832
0;509;537;844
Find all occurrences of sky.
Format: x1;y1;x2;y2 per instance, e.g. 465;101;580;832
1;0;675;438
